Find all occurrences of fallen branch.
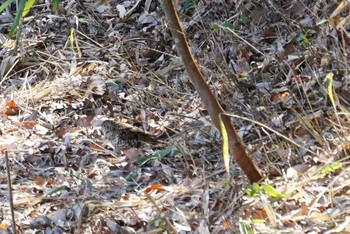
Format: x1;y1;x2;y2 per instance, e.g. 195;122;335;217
161;0;263;182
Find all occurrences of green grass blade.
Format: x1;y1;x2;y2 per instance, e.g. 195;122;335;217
0;0;15;13
326;72;335;108
69;28;75;47
261;182;286;199
219;113;230;173
22;0;35;17
239;221;254;234
52;0;59;13
318;162;342;175
137;146;173;165
8;0;27;37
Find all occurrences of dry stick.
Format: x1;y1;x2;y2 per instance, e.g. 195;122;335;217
5;151;17;234
161;0;263;182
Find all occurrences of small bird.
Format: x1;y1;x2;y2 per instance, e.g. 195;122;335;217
100;120;160;151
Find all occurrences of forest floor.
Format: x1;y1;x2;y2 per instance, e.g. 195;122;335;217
0;0;350;233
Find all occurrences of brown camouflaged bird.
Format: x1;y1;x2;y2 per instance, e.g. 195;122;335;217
100;120;161;151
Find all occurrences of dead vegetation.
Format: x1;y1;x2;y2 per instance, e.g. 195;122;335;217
0;0;350;233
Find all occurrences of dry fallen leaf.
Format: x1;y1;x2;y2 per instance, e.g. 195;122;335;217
75;115;94;127
145;184;165;193
0;55;18;79
124;148;143;164
0;223;8;230
270;92;290;102
15;121;37;129
3;100;19;116
32;175;46;187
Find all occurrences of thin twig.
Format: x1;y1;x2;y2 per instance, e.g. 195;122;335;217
5;151;16;234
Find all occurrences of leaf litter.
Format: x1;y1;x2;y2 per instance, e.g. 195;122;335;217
0;0;350;233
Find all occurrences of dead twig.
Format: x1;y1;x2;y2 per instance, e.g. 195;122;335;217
5;151;16;234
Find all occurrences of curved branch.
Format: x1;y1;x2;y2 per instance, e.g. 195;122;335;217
161;0;263;182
